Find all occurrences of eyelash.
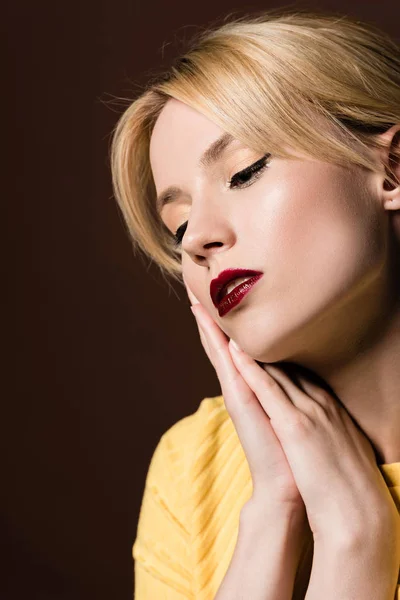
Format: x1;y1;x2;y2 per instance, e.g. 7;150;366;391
172;153;271;248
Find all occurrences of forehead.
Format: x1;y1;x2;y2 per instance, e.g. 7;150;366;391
150;98;224;156
149;99;231;179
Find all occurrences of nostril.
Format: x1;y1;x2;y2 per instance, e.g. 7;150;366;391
204;241;224;249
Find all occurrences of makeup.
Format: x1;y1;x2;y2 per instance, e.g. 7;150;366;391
210;269;263;317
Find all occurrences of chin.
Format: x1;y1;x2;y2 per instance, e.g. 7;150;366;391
239;341;288;365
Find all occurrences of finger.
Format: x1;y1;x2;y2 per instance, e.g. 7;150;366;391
191;308;214;366
262;364;316;414
295;372;336;410
187;286;199;306
228;342;300;424
191;304;283;483
199;328;212;362
184;278;211;359
191;304;248;401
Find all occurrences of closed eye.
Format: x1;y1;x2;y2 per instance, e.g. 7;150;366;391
173;153;271;248
228;153;271;189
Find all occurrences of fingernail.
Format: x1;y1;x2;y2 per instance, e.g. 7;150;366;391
191;304;206;328
229;339;241;351
190;304;201;318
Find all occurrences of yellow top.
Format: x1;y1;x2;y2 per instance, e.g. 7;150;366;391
133;394;400;599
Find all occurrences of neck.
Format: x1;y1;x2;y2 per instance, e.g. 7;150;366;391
278;261;400;465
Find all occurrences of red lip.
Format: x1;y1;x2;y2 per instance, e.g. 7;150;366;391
210;268;263;316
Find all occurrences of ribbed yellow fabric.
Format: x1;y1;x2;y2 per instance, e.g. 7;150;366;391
133;394;400;599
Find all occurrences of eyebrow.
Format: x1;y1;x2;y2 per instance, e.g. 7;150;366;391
155;132;235;214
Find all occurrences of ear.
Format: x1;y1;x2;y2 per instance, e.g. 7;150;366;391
377;123;400;211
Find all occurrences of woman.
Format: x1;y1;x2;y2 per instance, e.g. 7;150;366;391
110;9;400;599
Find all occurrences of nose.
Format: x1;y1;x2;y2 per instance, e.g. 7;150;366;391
181;202;235;267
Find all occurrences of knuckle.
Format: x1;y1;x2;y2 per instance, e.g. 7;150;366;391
280;412;312;436
314;389;334;408
221;391;243;421
263;375;280;391
213;343;226;359
223;371;242;391
308;400;327;421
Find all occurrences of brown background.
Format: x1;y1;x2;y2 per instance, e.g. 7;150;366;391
3;1;399;598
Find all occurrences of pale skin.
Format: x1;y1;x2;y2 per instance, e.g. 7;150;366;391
149;98;400;596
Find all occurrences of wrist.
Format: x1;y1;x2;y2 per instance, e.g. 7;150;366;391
232;501;309;600
313;503;400;552
240;498;309;555
306;533;400;600
241;496;307;528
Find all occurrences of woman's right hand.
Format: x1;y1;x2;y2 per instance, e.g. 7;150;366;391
183;278;307;521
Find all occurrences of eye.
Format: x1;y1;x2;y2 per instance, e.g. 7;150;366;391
172;153;271;248
228;153;271;189
173;222;187;248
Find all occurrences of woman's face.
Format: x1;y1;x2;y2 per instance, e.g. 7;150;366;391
149;98;391;365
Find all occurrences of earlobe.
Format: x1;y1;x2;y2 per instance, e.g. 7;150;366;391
382;187;400;212
380;125;400;210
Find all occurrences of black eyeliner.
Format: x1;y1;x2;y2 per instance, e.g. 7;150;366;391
228;153;270;187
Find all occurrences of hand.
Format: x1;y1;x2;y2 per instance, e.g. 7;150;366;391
228;353;399;544
183;279;399;545
183;276;307;521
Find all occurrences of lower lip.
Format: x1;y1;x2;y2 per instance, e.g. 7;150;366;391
217;275;263;317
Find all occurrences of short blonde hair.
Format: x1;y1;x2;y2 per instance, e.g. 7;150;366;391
110;9;400;283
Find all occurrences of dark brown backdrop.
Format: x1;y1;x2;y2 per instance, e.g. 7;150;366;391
3;1;399;598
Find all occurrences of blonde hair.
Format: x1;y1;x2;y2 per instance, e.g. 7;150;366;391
109;9;400;283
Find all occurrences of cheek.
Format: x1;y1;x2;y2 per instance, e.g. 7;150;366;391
181;256;210;306
245;171;382;297
181;253;192;276
231;174;384;361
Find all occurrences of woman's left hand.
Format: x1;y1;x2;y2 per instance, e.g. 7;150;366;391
225;338;400;545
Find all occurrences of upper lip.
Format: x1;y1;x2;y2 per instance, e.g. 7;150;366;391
210;268;263;308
